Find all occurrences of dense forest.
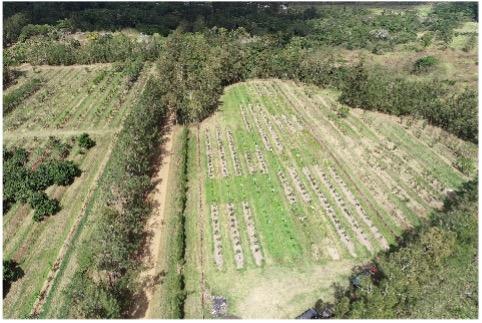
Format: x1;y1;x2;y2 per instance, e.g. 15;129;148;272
3;1;478;319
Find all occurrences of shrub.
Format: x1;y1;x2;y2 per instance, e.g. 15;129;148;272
122;59;144;84
337;106;350;118
454;156;476;176
29;191;60;222
3;259;24;297
40;160;82;186
78;133;96;150
413;55;439;74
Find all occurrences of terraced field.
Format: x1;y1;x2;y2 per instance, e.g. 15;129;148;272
3;63;152;318
183;79;475;319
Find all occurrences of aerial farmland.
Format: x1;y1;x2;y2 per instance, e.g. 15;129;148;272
176;79;475;318
3;63;153;318
3;2;478;320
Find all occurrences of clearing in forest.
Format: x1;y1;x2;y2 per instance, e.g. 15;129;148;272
181;79;475;319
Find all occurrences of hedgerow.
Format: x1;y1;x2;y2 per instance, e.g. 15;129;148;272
65;76;168;318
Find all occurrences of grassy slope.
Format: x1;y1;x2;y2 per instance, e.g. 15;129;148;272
183;79;474;318
2;64;151;318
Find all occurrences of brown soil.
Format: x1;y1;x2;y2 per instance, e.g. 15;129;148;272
132;118;175;319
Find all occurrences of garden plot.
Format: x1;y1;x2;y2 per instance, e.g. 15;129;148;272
4;64;143;133
186;79;473;319
2;64;150;319
216;127;229;178
226;203;244;269
241;202;264;266
226;129;242;176
210;205;224;269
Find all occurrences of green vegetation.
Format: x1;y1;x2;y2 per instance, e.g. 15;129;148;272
413;55;439;73
29;192;60;222
326;180;477;319
3;77;43;114
3;146;81;221
2;2;477;320
77;133;96;150
3;259;24;297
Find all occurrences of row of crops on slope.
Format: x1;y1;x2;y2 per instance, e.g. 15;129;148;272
2;63;150;319
4;62;144;133
3;77;43;114
184;79;473;318
62;77;168;318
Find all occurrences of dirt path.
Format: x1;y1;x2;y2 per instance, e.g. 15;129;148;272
133;118;175;318
3;128;118;140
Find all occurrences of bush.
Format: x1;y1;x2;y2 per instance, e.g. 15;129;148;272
39;160;82;186
78;133;96;150
123;59;144;84
413;56;439;74
3;259;24;297
3;146;81;219
29;191;61;221
454;156;476;176
337;106;350;118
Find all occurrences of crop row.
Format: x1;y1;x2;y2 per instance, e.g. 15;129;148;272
209;202;264;270
244;82;394;257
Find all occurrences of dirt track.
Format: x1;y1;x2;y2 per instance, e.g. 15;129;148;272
133;119;175;318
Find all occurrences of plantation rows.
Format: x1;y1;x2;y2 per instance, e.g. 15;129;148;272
4;64;146;132
200;80;468;269
208;202;264;270
2;64;151;318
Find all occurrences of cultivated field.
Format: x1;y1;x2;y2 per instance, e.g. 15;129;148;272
3;63;152;318
182;79;475;318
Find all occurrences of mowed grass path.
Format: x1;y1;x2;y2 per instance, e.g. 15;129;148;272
184;79;473;318
3;64;152;318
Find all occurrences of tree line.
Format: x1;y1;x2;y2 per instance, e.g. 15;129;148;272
154;28;477;143
64;76;168;318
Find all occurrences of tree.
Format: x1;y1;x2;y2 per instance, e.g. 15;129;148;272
4;13;29;45
3;259;24;297
78;133;96;150
29;191;60;221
